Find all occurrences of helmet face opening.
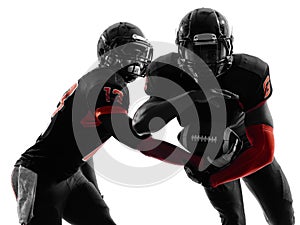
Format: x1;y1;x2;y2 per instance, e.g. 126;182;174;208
182;34;228;76
111;40;153;82
97;22;153;82
114;41;153;65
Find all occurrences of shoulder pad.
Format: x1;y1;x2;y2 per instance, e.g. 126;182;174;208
148;52;180;75
234;54;268;78
231;54;272;111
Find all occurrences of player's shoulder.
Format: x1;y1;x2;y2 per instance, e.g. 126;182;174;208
233;53;269;78
148;52;180;76
79;67;126;91
228;54;272;111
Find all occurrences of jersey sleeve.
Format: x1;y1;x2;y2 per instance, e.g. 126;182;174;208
144;61;175;98
81;73;130;121
238;59;273;112
94;80;130;114
144;71;157;96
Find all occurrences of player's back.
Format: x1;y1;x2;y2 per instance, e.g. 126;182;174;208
15;67;128;180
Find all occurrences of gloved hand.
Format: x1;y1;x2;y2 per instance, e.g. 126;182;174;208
207;127;243;168
184;127;243;188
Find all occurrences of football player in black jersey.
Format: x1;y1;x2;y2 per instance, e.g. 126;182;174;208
11;22;202;225
133;8;295;225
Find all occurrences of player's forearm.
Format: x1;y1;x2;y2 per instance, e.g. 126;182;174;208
133;100;177;135
102;114;202;167
209;124;274;188
136;136;202;166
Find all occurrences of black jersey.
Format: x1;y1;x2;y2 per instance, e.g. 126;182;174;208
146;52;272;111
15;67;129;180
144;52;272;155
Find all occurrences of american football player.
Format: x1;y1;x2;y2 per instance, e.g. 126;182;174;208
11;22;201;225
133;8;294;225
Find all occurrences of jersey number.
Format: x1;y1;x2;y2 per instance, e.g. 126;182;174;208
52;82;78;117
263;75;271;99
103;87;124;104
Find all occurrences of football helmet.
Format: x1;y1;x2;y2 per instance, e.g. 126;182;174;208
176;8;233;77
97;22;153;82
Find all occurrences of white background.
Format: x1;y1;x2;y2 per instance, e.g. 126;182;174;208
1;0;298;224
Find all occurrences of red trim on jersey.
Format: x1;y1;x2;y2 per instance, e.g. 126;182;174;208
137;136;202;166
81;111;102;127
246;100;266;113
80;106;128;128
82;144;103;161
52;82;78;117
95;106;128;117
210;124;274;188
237;100;244;110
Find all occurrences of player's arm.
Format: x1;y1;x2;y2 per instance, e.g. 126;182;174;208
133;89;236;135
99;113;201;167
133;63;202;135
133;93;192;135
209;73;274;188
